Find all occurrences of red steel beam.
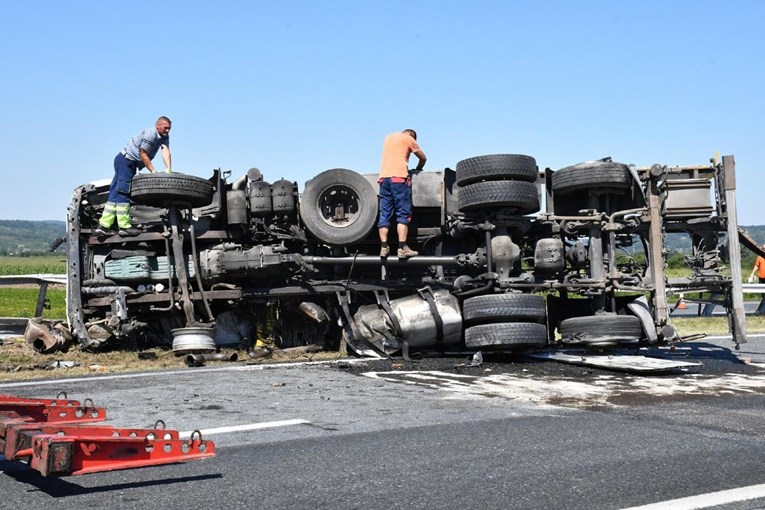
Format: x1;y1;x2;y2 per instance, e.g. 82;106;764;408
29;431;215;476
0;394;216;477
0;394;106;424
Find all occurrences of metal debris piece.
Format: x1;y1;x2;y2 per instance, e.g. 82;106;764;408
298;302;330;323
527;351;703;373
45;360;79;369
467;351;483;367
247;347;272;360
456;351;483;368
24;319;74;354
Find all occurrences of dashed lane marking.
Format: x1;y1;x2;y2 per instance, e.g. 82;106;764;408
621;482;765;509
179;419;310;438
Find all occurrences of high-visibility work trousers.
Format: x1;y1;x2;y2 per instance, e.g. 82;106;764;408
99;202;132;229
98;152;138;229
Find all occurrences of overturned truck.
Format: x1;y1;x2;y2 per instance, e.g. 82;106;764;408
63;154;748;356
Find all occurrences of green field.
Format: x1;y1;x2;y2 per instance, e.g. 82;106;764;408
0;255;66;275
0;287;66;319
0;256;67;319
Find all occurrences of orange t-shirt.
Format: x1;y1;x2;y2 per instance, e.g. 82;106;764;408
378;132;421;179
755;256;765;278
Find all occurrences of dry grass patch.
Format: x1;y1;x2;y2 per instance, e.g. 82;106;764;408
0;338;348;383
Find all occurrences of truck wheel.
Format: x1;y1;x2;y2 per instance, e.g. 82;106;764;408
464;322;547;349
300;168;378;246
132;173;214;208
551;161;632;196
458;180;539;214
558;314;643;346
462;294;546;326
456;154;538;186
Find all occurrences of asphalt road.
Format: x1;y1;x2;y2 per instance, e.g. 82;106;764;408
2;336;765;510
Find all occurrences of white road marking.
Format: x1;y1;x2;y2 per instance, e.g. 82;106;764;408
621;482;765;509
179;419;310;439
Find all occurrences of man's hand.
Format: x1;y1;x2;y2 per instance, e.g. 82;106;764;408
749;275;755;284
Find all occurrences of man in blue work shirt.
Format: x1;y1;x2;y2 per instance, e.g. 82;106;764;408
96;116;173;236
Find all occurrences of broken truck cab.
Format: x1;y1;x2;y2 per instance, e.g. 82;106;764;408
64;154;748;355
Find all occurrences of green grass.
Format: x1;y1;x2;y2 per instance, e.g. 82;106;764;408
0;288;66;319
673;315;765;336
0;256;67;318
0;255;67;275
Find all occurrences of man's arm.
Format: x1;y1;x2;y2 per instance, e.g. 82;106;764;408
413;150;427;171
750;258;762;282
161;144;172;172
140;149;155;173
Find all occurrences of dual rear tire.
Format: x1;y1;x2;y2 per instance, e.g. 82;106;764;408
462;293;548;350
456;154;540;214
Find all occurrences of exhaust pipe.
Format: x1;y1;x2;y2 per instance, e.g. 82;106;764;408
185;352;239;367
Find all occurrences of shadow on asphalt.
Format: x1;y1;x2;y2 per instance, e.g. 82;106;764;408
0;460;222;496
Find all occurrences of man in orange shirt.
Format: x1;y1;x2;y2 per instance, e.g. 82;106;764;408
748;243;765;315
377;129;427;258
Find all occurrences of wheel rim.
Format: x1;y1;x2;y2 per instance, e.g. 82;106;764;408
315;184;364;229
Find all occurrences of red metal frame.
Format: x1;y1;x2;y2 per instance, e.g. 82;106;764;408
0;394;215;477
0;393;107;424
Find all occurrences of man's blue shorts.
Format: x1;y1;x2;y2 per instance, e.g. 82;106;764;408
377;177;412;228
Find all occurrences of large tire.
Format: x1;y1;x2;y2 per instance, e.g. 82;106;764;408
462;294;546;326
132;173;214;208
456;154;538;186
458;180;539;214
558;314;643;346
551;161;632;196
464;322;548;349
300;168;378;246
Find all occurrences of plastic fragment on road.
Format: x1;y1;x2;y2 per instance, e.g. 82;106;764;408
0;393;215;476
527;351;703;373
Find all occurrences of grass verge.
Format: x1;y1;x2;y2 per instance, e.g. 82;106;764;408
0;287;66;319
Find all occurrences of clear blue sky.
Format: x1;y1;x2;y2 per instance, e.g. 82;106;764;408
1;1;763;225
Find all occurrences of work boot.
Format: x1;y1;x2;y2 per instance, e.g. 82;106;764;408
94;226;110;236
379;245;389;257
397;246;418;258
118;227;141;237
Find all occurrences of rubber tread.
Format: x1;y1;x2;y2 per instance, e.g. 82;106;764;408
550;161;632;196
462;294;546;326
132;173;214;208
456;154;538;186
464;322;548;349
558;314;643;342
458;180;539;213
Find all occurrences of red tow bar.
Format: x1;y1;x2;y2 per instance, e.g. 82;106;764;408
0;393;215;476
